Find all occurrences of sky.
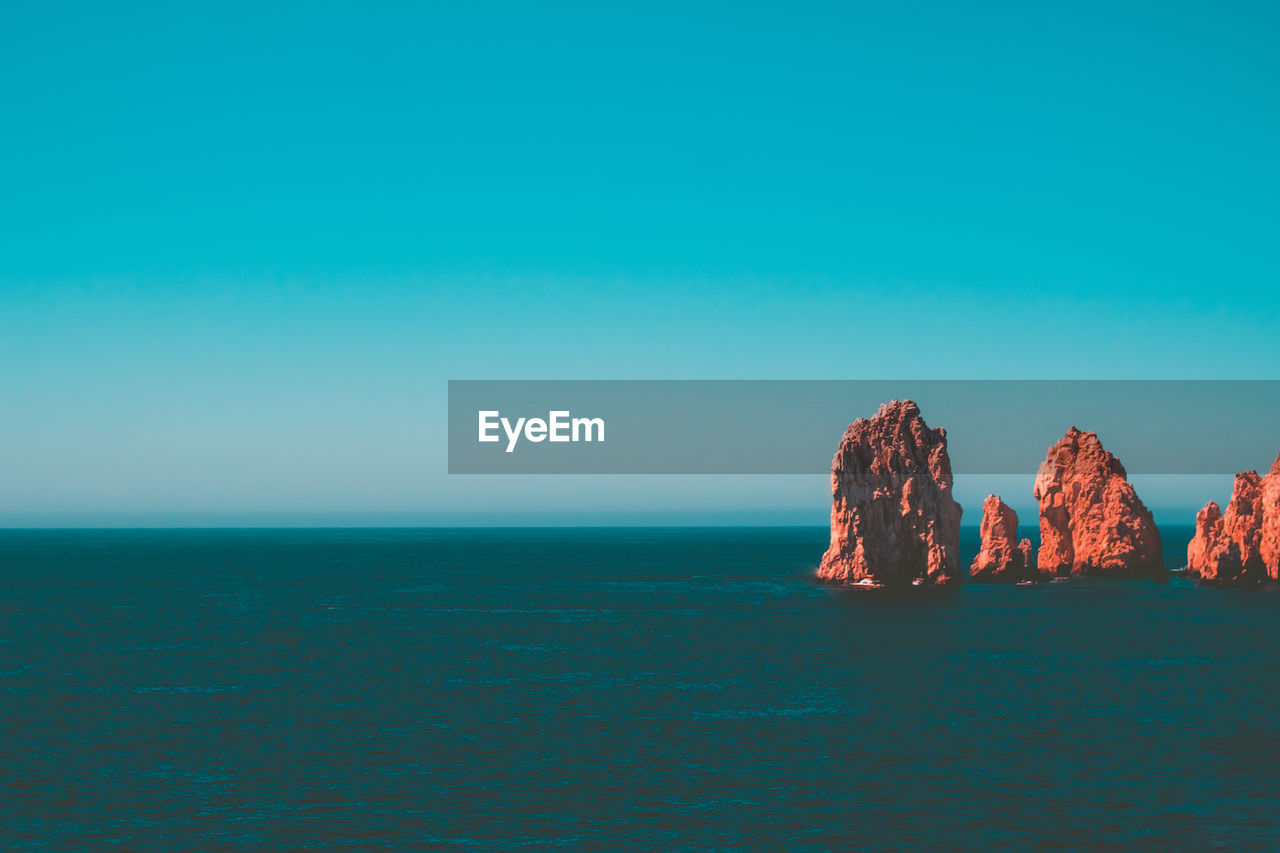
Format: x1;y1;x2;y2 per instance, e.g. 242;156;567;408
2;1;1279;525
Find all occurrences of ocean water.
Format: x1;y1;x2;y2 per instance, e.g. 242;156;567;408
3;526;1279;851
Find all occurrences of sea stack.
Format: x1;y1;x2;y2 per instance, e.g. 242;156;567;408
1187;454;1280;584
970;494;1035;580
1263;453;1280;578
1018;538;1035;570
1186;501;1245;584
1033;427;1163;576
818;400;962;586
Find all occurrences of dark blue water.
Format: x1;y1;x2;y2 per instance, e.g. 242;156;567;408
3;526;1279;851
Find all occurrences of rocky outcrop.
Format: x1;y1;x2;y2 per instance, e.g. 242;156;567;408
818;400;963;586
1262;454;1280;579
1186;501;1245;584
1225;472;1265;574
1018;538;1035;571
1187;454;1280;584
970;495;1035;580
1033;427;1163;576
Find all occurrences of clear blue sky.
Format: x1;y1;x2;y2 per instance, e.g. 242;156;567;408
3;1;1278;524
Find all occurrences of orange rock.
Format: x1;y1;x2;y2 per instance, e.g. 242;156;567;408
1032;427;1163;576
1261;453;1280;580
1188;454;1280;584
1018;538;1035;570
970;495;1032;580
1224;472;1265;574
818;400;962;586
1186;501;1244;584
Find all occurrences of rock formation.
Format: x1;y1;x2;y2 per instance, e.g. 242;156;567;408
1187;453;1280;584
1018;538;1035;571
1186;501;1245;584
1262;453;1280;579
818;400;963;586
1225;472;1265;573
970;495;1035;580
1032;427;1163;576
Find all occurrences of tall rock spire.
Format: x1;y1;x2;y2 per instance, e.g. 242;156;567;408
818;400;962;586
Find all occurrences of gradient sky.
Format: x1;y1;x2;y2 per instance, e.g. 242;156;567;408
3;1;1279;524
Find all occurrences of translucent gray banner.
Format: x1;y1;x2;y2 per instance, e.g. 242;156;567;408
447;380;1280;475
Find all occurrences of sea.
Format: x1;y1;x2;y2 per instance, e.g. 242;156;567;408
3;525;1279;851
